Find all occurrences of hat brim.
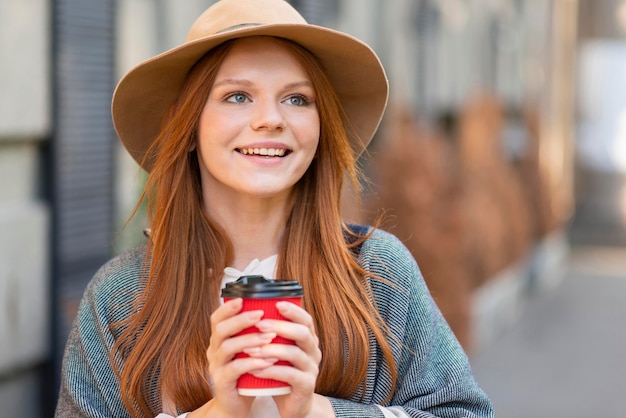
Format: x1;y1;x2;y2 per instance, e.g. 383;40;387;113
112;23;388;171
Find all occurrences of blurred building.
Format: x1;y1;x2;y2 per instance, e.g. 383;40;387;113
0;0;622;416
0;1;54;417
574;0;626;246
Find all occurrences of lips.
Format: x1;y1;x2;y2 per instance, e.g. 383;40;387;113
236;147;290;157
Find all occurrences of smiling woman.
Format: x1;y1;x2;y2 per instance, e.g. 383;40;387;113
195;37;320;208
54;1;494;417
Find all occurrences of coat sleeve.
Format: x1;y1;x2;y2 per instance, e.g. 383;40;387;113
55;288;128;417
55;247;146;418
55;305;126;417
328;228;494;418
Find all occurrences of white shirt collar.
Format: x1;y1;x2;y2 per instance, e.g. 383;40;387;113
222;254;278;288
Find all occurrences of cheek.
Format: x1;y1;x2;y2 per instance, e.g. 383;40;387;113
302;115;321;151
197;111;230;151
301;133;320;162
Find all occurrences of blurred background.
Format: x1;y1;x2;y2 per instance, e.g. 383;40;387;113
1;0;625;416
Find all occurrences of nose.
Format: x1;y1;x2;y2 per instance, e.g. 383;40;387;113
250;98;285;132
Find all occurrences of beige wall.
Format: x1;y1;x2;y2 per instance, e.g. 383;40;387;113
0;0;51;416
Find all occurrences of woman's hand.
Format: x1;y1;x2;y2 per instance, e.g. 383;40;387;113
245;301;335;418
193;298;279;418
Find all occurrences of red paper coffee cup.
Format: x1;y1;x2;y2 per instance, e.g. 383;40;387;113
221;275;304;396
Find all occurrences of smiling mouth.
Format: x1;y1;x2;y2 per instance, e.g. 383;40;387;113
236;147;291;157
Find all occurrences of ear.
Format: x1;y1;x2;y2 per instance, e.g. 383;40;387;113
188;132;198;152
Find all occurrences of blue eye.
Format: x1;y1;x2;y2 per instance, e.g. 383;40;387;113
286;95;307;106
226;93;249;103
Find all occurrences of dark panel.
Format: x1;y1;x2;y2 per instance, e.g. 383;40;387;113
49;1;116;409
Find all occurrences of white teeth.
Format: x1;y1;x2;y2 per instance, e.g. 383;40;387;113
239;147;286;157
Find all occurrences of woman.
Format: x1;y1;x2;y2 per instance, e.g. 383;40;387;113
56;0;494;417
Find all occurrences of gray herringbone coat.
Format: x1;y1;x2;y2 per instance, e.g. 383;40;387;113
56;227;494;417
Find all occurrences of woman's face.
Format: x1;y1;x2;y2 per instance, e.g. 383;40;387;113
196;37;320;204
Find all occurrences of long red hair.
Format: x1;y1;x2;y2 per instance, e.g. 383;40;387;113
112;37;396;417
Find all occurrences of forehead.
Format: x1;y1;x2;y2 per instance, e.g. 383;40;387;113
216;36;309;76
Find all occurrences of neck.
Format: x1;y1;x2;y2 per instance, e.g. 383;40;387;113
205;194;290;270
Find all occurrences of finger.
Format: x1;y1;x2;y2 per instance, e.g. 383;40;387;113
249;362;317;394
222;331;277;358
210;298;243;324
255;319;320;362
216;356;280;384
208;304;266;368
251;340;320;375
209;321;271;373
211;306;264;341
208;334;281;394
276;301;316;333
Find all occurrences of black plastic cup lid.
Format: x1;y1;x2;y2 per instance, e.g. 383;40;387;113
221;275;304;298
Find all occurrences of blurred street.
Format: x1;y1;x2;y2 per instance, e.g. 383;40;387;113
471;171;626;418
2;1;625;417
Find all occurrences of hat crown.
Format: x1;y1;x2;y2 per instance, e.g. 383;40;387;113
113;0;388;172
186;0;307;42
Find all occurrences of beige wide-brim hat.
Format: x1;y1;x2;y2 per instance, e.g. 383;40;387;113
112;0;388;172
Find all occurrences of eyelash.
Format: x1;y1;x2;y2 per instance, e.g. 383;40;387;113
285;94;310;106
225;92;249;103
224;92;311;106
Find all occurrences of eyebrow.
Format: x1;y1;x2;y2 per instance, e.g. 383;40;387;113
212;78;313;89
213;78;253;88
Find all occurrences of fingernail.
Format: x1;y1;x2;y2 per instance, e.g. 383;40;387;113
276;302;293;313
226;298;242;307
259;332;276;343
247;310;264;320
243;347;261;355
256;320;273;332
